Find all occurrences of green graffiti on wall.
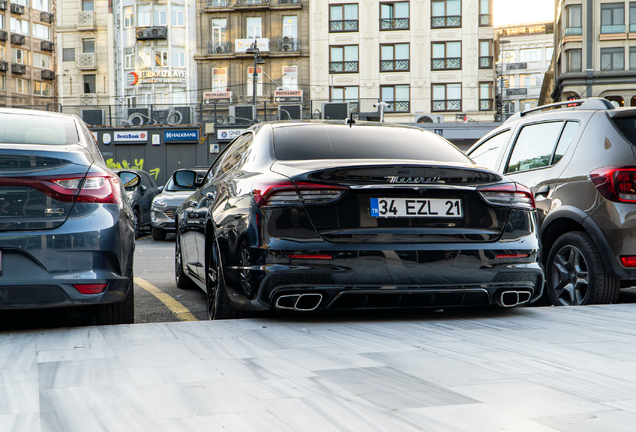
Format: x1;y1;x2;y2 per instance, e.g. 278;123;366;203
106;158;160;180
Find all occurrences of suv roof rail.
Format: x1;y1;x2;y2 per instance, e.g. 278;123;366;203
503;98;615;125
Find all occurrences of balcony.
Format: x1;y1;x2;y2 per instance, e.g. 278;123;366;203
601;24;625;34
80;93;97;106
507;62;527;70
380;18;409;30
330;19;358;32
432;99;461;112
0;30;7;42
41;69;55;80
0;61;7;72
10;3;24;14
11;34;25;45
431;15;461;28
40;11;54;23
77;11;95;30
329;61;358;73
78;53;96;70
41;41;54;51
479;56;493;69
507;88;528;96
11;63;26;74
479;14;492;26
277;0;301;4
432;57;461;70
380;59;409;72
136;26;168;40
480;99;493;111
564;27;582;36
384;100;410;113
206;0;228;6
276;37;299;52
207;41;232;54
235;0;269;8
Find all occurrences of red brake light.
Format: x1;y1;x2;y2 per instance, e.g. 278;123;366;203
590;167;636;203
73;283;107;294
478;183;535;210
253;181;347;207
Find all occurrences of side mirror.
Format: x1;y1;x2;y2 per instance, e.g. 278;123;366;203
173;170;197;188
140;185;148;194
117;171;141;191
158;186;164;193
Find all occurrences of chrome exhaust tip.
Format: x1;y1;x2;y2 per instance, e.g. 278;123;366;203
275;294;300;310
496;290;532;308
517;291;531;305
274;293;323;311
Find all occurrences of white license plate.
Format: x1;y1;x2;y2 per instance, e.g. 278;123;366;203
370;198;463;218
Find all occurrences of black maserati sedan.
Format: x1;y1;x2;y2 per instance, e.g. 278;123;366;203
173;121;544;319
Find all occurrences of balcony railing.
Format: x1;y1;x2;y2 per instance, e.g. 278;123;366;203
11;63;26;74
80;93;98;106
277;37;299;51
432;57;461;70
480;99;493;111
380;18;409;30
384;100;410;113
278;0;301;3
431;15;461;28
77;11;94;26
479;56;493;69
235;0;269;5
207;0;228;6
329;61;358;73
564;27;582;36
380;59;409;72
207;41;232;54
330;20;358;32
432;99;461;112
78;53;96;70
479;14;491;26
601;24;625;34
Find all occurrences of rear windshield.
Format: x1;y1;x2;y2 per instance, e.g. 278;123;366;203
612;116;636;145
0;113;79;145
273;124;471;163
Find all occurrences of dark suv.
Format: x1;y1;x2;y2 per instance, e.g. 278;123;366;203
467;98;636;306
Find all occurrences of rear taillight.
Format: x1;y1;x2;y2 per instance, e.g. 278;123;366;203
253;181;347;207
590;167;636;203
73;283;107;294
478;183;535;210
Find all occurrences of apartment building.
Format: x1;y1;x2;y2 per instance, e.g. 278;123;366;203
495;21;554;117
195;0;310;117
57;0;114;109
309;0;496;123
0;0;57;107
553;0;636;106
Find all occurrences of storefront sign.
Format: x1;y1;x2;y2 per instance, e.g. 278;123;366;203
114;130;148;143
164;130;200;142
274;90;303;103
203;91;233;105
128;71;187;85
235;38;269;53
216;129;245;142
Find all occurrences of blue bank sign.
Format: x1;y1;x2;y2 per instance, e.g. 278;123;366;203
164;130;199;142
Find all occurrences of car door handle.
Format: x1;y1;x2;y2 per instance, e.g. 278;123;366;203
536;185;550;196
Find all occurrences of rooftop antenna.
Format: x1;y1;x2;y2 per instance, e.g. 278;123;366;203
345;112;356;128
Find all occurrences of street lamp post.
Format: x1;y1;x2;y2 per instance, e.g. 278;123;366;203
328;68;335;102
246;40;265;108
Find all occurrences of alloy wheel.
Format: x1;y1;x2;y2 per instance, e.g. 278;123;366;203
239;247;252;296
550;244;590;305
207;244;219;320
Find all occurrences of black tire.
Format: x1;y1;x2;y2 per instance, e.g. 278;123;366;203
207;239;241;320
151;227;166;241
546;231;620;306
133;208;140;239
96;278;134;325
175;232;196;289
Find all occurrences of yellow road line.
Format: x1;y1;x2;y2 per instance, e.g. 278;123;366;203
134;277;198;322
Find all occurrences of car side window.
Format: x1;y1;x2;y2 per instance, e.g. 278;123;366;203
470;130;511;170
552;121;579;165
208;135;244;181
506;122;564;173
215;133;254;177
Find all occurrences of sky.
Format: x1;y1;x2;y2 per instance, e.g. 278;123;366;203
493;0;555;26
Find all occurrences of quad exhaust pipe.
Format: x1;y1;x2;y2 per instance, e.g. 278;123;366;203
275;293;323;311
496;290;532;308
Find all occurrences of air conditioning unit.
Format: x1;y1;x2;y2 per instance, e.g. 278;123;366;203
136;26;168;40
0;1;6;11
0;30;6;42
152;109;170;124
278;105;302;120
322;102;349;120
81;109;106;126
0;61;7;72
229;105;256;125
173;106;192;124
415;113;444;123
41;69;55;80
10;34;25;45
10;3;24;14
126;108;150;126
41;41;54;52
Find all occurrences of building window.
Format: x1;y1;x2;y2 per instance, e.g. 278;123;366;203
605;96;625;107
519;73;543;87
212;67;227;91
10;18;29;36
431;0;461;28
381;85;410;112
62;48;74;62
154;5;167;26
567;49;581;71
34;81;51;96
33;0;49;12
0;76;5;92
11;48;29;65
14;78;29;95
432;83;461;112
519;48;541;62
546;46;554;62
124;6;134;28
479;83;492;110
82;0;93;11
519;99;538;111
601;3;625;34
499;49;515;63
282;16;297;39
330;45;359;73
330;4;358;32
479;0;491;25
247;66;263;97
282;65;298;90
155;48;168;67
33;52;50;68
631;2;636;32
210;18;227;52
630;47;636;70
83;38;95;54
479;40;492;68
171;5;184;26
172;47;185;68
432;41;461;70
14;0;28;6
33;24;50;40
247;17;262;39
565;4;582;35
138;46;151;69
138;5;151;27
380;44;409;71
332;86;358;102
0;16;4;31
83;75;95;94
601;47;625;70
380;2;409;30
124;47;135;69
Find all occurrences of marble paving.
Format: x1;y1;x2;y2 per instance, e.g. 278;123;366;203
3;304;636;431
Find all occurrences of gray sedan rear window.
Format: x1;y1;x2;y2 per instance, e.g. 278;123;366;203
0;114;79;145
273;124;471;163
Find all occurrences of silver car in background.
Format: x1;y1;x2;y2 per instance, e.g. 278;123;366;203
150;168;207;240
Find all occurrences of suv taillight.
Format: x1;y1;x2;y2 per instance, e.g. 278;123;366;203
477;183;535;210
590;167;636;203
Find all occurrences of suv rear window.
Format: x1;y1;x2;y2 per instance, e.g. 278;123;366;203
612;116;636;144
0;114;79;145
273;124;471;163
